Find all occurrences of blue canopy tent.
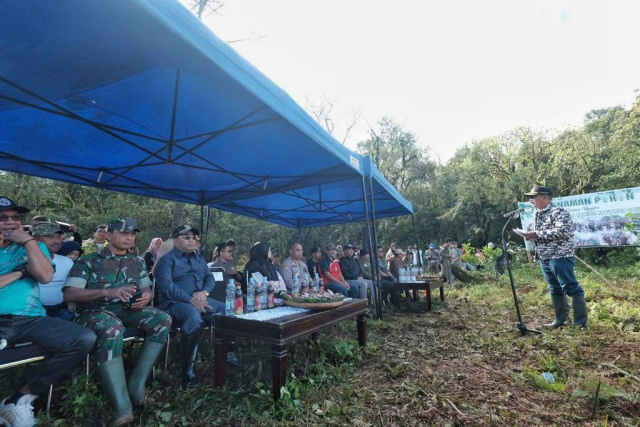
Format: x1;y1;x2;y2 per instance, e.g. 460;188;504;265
0;0;414;317
0;0;364;204
211;155;413;228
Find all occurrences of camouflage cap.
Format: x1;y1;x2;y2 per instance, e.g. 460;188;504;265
107;217;140;233
171;224;200;239
31;222;64;236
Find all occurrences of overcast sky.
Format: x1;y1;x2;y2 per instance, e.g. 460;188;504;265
189;0;640;161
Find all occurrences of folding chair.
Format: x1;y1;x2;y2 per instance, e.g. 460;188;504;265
0;342;53;414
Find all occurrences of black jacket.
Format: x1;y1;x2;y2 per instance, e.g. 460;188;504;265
339;256;361;280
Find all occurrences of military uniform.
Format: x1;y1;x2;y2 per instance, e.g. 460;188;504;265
281;256;309;292
64;246;171;363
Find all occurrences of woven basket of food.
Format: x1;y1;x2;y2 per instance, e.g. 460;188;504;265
282;290;345;310
282;299;344;310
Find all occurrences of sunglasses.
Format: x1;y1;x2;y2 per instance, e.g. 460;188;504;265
0;214;25;223
179;235;197;241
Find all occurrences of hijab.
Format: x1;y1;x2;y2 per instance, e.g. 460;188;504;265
245;241;279;281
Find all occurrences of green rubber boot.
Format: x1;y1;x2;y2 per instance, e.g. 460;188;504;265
571;294;588;328
544;293;569;328
127;341;165;405
98;357;133;426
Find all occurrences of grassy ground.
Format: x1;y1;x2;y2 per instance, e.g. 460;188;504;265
4;251;639;426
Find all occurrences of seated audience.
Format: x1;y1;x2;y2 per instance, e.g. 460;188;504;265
375;246;397;303
245;242;286;296
319;244;359;298
388;249;406;279
209;241;242;285
30;215;82;245
385;243;398;263
155;225;225;388
32;222;75;321
340;244;372;299
271;249;284;278
0;197;95;427
58;240;83;262
403;249;414;268
143;237;163;276
306;246;323;279
64;218;171;426
81;224;109;255
281;242;309;293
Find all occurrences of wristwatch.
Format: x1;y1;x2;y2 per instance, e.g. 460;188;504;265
13;265;29;278
204;291;210;297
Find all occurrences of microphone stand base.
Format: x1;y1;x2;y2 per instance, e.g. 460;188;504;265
517;322;542;335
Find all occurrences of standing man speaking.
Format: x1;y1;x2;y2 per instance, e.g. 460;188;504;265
522;186;588;328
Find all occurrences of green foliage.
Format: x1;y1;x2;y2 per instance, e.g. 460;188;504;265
461;242;480;265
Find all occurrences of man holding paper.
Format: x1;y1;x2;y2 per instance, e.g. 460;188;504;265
522;186;588;328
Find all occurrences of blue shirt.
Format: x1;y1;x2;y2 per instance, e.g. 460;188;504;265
154;247;216;308
0;242;52;317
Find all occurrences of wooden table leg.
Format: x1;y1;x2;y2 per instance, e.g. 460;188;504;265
440;286;445;301
213;333;229;387
272;343;289;401
357;314;367;347
412;289;418;301
426;286;432;311
394;289;400;309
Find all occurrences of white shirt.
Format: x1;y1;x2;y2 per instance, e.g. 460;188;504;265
39;254;74;306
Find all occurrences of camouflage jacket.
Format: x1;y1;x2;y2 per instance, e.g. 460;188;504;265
64;247;151;310
533;203;575;260
81;238;108;255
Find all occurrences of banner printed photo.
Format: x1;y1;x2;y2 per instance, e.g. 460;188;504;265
518;187;640;248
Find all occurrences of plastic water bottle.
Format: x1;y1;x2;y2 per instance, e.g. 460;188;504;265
234;285;244;315
300;273;309;295
261;277;268;307
254;282;262;311
292;274;300;296
267;282;275;308
246;277;255;313
225;279;235;316
313;272;321;293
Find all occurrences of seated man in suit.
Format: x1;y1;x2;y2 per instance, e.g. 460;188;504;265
154;225;225;388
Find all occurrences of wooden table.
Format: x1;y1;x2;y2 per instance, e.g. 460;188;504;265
393;278;445;310
213;299;367;400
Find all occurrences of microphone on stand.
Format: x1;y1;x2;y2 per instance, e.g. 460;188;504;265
503;208;523;218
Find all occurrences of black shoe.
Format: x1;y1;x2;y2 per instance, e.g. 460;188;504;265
180;332;201;389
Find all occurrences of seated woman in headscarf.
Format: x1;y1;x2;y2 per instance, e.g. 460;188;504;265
245;242;287;296
143;237;163;276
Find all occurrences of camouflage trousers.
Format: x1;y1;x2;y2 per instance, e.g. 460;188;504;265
76;305;172;364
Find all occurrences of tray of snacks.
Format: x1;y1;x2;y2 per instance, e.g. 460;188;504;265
282;290;345;310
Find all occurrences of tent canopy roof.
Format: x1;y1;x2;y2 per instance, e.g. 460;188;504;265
0;0;412;224
213;156;412;228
